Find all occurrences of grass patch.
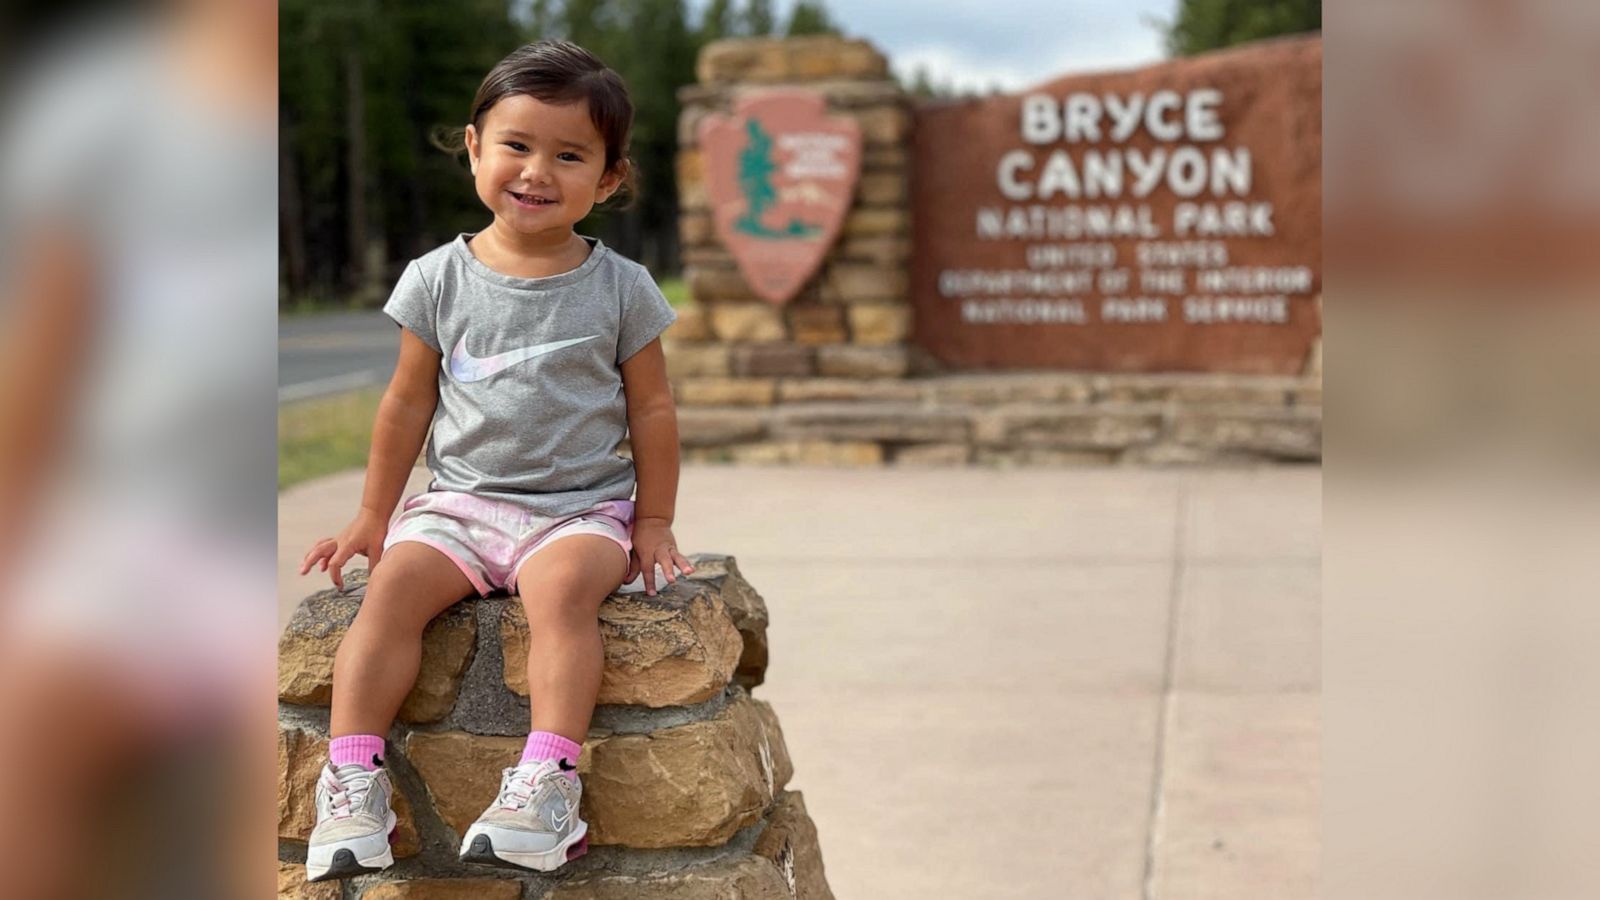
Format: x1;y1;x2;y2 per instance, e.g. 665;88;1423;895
279;388;383;490
658;276;688;308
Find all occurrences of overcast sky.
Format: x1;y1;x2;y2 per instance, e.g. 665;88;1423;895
689;0;1179;93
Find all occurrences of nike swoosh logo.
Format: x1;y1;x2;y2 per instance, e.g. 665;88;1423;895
449;331;598;383
551;807;572;830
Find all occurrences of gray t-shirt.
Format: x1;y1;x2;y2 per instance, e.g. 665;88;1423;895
383;233;677;519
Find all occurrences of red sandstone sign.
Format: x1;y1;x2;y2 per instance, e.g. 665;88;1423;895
700;90;862;305
911;37;1322;373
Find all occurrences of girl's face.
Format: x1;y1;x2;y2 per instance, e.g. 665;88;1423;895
464;94;624;239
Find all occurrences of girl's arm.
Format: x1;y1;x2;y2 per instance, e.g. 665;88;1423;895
0;229;95;584
301;328;440;588
620;338;694;595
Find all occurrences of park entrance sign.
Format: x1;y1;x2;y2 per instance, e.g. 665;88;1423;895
700;90;863;305
911;36;1321;373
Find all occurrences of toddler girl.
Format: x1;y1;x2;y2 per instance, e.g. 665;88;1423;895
297;40;693;882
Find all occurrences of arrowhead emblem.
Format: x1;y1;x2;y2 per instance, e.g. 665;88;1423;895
699;90;862;305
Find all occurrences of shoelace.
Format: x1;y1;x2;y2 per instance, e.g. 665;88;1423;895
321;765;377;820
496;762;557;811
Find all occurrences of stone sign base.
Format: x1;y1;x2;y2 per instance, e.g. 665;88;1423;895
661;366;1321;467
278;556;832;900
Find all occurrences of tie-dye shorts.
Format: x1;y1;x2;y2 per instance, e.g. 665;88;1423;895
383;491;633;596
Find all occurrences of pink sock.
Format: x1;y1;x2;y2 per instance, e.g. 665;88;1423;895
329;734;386;771
521;730;582;783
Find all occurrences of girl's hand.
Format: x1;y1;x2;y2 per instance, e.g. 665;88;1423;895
626;517;694;596
300;508;389;591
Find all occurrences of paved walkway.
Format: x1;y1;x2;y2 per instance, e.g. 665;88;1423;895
280;464;1320;899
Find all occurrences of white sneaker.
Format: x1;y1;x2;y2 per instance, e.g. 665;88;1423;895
459;758;589;871
306;762;396;882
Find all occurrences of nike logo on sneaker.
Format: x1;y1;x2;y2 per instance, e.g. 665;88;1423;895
448;331;598;383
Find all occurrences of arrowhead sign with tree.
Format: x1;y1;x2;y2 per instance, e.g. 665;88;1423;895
700;91;861;304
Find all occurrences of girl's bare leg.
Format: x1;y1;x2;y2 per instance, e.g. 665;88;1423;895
330;542;475;738
515;535;629;742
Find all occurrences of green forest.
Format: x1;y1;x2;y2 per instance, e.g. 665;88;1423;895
279;0;1318;310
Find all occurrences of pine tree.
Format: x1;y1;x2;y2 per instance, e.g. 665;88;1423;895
736;119;780;235
741;0;775;36
784;0;839;36
1163;0;1320;55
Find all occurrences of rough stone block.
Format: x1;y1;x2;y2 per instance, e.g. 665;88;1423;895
863;144;909;170
846;303;912;344
891;443;972;466
1120;443;1260;466
361;880;523;900
1169;407;1321;460
733;79;904;109
679;210;714;247
680;244;736;268
972;405;1165;450
708;301;786;342
677;150;706;211
403;732;525;840
277;585;476;725
677;377;778;406
1092;374;1296;406
278;862;340;900
975;447;1121;466
664;342;731;379
676;407;770;446
681;554;770;690
277;726;328;842
787;305;848;345
826;263;908;303
501;579;744;707
728;442;792;465
852;105;912;144
775;403;967;443
731;343;815;378
733;440;882;466
753;792;836;900
927;373;1094;405
682;446;733;463
795;441;883;466
581;691;790;847
843;208;909;237
815;345;910;378
697;36;888;84
547;855;792;899
855;171;908;206
837;235;911;268
677;104;715;148
277;725;421;858
687;266;756;304
665;305;713;342
1303;336;1322;378
777;378;920;403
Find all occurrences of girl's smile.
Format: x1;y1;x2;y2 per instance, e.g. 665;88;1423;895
465;94;623;244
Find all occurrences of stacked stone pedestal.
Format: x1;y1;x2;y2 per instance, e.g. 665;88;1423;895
278;555;831;900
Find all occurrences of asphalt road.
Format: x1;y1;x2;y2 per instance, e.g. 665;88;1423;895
278;310;400;403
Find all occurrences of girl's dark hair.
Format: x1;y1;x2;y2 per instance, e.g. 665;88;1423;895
437;40;638;206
